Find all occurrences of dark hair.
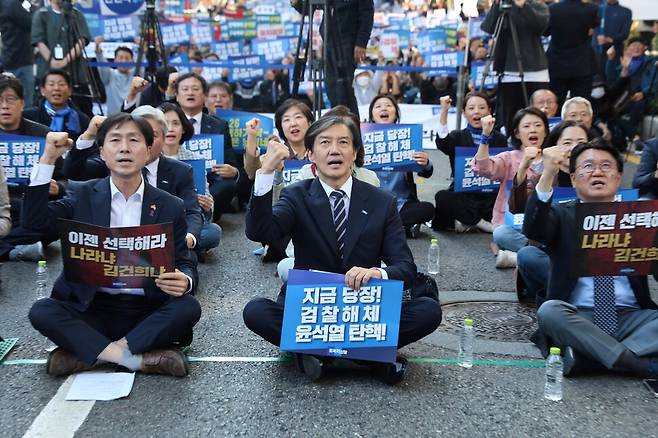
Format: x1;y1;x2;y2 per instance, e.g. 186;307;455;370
324;105;364;167
205;53;220;61
175;72;209;95
156;65;178;92
0;75;24;99
569;137;623;174
463;91;492;111
208;80;233;96
304;115;363;159
40;69;72;88
546;120;591;148
114;46;134;59
368;94;400;124
627;37;645;47
509;107;549;150
97;112;154;148
274;98;314;144
159;102;194;145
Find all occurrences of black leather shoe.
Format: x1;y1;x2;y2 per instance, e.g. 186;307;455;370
379;356;408;385
300;354;324;381
562;346;578;377
562;346;604;377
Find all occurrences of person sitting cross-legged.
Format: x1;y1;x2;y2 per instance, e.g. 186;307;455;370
26;115;201;377
525;138;658;378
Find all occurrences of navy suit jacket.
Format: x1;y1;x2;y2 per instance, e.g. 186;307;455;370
21;177;195;311
246;177;416;290
63;150;202;242
632;137;658;198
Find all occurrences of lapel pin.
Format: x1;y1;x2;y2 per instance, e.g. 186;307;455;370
149;204;157;217
361;210;368;215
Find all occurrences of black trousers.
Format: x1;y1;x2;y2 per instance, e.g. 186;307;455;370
29;293;201;365
399;200;435;229
243;293;442;349
209;177;238;221
0;225;52;259
325;39;359;115
549;75;593;108
432;190;497;229
498;81;549;134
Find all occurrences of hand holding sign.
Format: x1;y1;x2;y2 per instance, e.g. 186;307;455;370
413;151;429;167
41;132;72;165
260;138;289;174
212;163;238;179
345;266;382;291
155;269;190;297
81;115;107;141
197;194;213;212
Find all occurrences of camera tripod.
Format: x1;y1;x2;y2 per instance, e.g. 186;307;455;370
135;0;168;85
291;0;353;119
50;0;103;115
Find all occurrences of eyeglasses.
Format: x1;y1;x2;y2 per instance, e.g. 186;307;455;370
0;95;20;105
576;160;616;175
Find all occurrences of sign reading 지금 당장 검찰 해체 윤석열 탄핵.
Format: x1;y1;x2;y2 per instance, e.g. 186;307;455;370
574;199;658;277
280;269;402;364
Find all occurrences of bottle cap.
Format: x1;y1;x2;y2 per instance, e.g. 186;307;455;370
549;347;561;355
38;260;47;267
464;318;474;326
431;238;438;244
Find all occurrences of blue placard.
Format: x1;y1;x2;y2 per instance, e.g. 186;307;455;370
181;159;207;194
191;22;213;46
215;109;274;153
168;53;190;74
212;41;243;58
160;23;190;47
182;134;224;170
361;124;423;172
251;38;291;63
414;28;447;54
0;135;45;184
280;269;402;363
454;147;509;192
470;60;497;90
102;15;139;41
229;55;265;82
548;117;562;130
225;18;257;40
282;160;310;186
504;185;640;230
425;50;464;77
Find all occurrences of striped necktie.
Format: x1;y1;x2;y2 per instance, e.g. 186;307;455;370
593;276;618;336
330;190;347;259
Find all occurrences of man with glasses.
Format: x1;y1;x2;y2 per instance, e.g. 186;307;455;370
524;138;658;379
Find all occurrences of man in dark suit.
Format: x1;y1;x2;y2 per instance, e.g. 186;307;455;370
23;69;90;141
243;115;442;383
632;137;658;199
174;72;244;220
26;114;201;376
524;138;658;378
545;0;599;106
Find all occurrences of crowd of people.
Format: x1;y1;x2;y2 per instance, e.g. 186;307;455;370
0;0;657;383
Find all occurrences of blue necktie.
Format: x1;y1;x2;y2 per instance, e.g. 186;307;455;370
330;190;347;259
593;276;618;336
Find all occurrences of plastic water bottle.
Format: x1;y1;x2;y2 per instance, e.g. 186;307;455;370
458;318;475;368
35;260;48;301
428;238;440;275
544;347;563;401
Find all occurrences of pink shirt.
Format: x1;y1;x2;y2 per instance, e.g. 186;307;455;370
472;149;538;226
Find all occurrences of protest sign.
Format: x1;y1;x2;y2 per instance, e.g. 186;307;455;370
282;160;310;186
0;135;44;184
168;53;190;74
191;22;214;45
453;147;508;192
215;109;274;153
361;123;423;171
58;219;174;288
573;200;658;276
212;41;242;58
380;33;400;59
225;18;257;40
470;60;497;90
183;134;224;169
280;269;402;363
251;38;292;63
181;159;207;194
425;50;464;77
548;117;562;130
414;28;447;53
229;55;265;82
102;15;139;41
161;23;190;47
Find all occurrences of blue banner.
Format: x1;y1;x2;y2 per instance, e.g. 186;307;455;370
168;53;190;74
215;109;274;153
548;117;562;130
182;134;224;170
102;15;139;41
0;135;44;184
161;23;190;47
280;269;402;363
181;159;207;194
191;22;214;46
225;18;257;40
361;124;423;172
415;28;447;53
282;160;310;186
425;50;464;77
229;55;265;82
212;41;243;58
470;61;497;90
454;147;509;192
251;38;292;63
505;186;639;230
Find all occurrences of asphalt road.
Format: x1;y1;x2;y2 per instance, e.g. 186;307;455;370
1;150;657;437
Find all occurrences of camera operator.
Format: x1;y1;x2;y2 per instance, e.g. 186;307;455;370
481;0;549;134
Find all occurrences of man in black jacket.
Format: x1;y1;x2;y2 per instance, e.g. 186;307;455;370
632;137;658;199
291;0;374;115
524;139;658;378
0;0;35;106
546;0;599;106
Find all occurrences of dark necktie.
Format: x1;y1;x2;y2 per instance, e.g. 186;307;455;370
593;276;618;336
189;118;197;134
330;190;347;259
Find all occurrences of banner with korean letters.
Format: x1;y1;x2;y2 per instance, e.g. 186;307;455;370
360;123;423;172
0;135;44;184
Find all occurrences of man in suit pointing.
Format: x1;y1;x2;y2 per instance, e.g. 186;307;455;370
26;114;201;377
242;115;441;383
